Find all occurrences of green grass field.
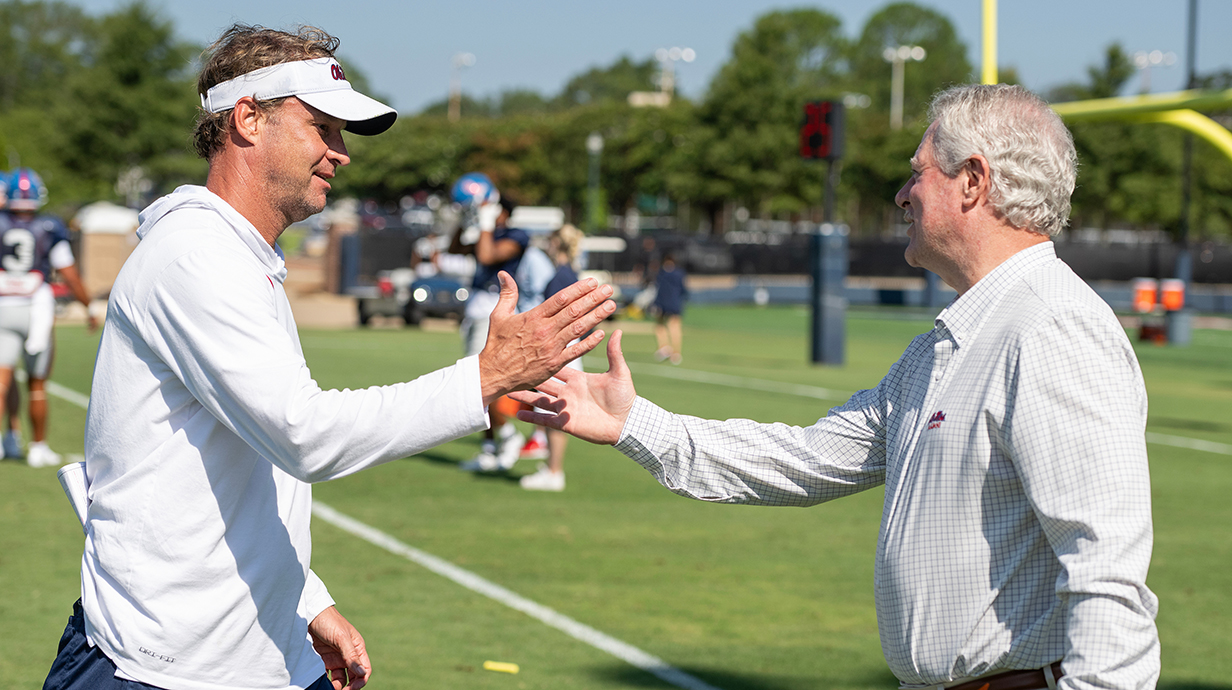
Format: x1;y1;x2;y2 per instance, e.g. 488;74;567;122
1;306;1229;689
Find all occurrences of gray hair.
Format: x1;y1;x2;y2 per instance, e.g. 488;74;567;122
927;84;1077;237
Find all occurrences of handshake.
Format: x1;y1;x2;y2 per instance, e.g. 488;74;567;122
476;270;616;407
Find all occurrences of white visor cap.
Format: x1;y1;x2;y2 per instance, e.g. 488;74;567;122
201;57;396;135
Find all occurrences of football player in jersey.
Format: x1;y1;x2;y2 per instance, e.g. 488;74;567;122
0;171;20;460
0;168;97;467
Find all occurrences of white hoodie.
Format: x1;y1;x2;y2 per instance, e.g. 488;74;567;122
81;186;487;690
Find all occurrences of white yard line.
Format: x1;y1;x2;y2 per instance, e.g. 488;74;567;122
592;358;848;401
312;503;722;690
1144;431;1232;456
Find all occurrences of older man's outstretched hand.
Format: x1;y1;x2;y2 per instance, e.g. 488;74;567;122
510;330;636;445
479;271;616;407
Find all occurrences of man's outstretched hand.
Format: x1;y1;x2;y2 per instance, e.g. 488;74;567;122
309;606;371;690
479;271;615;407
510;330;636;445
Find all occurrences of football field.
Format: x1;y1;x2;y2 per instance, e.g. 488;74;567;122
1;305;1229;689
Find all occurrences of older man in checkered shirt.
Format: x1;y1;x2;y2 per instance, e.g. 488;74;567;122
516;83;1159;690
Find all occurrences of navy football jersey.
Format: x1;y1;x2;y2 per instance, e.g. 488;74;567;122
0;211;71;296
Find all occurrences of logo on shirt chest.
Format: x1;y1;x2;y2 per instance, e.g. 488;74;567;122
926;411;946;430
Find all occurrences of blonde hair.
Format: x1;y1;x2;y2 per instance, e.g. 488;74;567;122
552;224;583;265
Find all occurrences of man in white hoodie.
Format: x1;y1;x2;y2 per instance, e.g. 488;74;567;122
42;24;614;690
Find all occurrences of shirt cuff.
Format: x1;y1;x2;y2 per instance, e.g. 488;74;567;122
456;354;491;431
614;397;673;469
301;569;336;623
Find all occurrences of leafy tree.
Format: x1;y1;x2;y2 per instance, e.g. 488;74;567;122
336;116;478;200
0;0;91;110
419;89;551;119
556;56;656;108
0;1;204;209
1052;44;1176;234
496;89;551;116
842;3;972;235
1048;43;1134;102
688;8;848;225
419;93;496;118
849;2;973;127
50;2;202;202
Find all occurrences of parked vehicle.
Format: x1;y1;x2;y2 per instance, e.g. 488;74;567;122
404;275;469;324
352;268;468;326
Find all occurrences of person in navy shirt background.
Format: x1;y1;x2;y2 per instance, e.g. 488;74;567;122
652;252;687;365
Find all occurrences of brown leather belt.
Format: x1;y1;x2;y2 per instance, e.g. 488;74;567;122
947;662;1063;690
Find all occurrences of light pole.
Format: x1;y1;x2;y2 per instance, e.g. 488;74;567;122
654;46;696;97
1133;50;1177;94
586;132;604;232
448;52;475;122
883;45;926;130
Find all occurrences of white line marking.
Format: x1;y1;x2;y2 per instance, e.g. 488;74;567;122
47;380;92;409
588;357;848;401
312;502;722;690
1145;432;1232;456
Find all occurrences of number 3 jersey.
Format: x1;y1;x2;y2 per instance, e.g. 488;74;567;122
0;211;75;304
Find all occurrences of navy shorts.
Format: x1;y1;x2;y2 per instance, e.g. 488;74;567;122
43;600;332;690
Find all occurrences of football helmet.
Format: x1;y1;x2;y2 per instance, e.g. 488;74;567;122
450;172;499;208
8;168;48;211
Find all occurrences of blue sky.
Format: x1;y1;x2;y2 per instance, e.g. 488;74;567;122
67;0;1232;112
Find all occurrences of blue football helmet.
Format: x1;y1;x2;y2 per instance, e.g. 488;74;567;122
450;172;499;208
8;168;48;211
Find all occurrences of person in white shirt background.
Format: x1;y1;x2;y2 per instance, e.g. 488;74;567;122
43;23;614;690
515;84;1159;690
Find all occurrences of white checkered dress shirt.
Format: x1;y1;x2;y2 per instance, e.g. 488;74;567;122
615;243;1160;689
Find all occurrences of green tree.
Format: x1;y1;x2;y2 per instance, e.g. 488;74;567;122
842;2;973;234
496;89;550;116
49;2;202;201
849;3;973;126
556;56;657;108
336;116;477;200
687;8;847;226
0;0;96;208
0;0;91;110
419;93;496;118
1048;43;1134;101
1054;44;1179;233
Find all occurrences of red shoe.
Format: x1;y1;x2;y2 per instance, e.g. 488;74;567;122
520;431;549;460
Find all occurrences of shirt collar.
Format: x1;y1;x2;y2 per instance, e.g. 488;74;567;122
934;241;1056;347
143;185;288;284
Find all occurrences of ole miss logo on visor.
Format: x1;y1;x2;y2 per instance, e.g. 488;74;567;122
330;64;346;81
927;411;946;430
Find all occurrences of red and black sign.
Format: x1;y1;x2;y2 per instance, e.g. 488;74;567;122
800;101;845;161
